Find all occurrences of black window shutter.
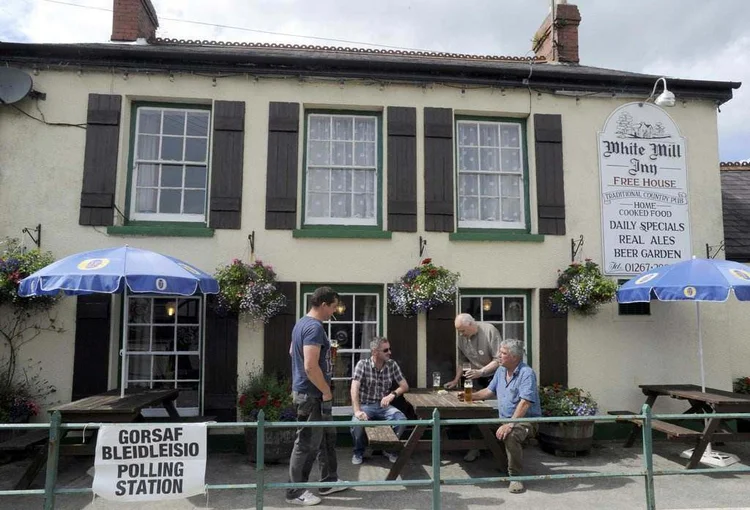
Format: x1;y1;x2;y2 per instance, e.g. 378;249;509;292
209;100;245;229
72;294;112;400
424;107;454;232
265;102;300;230
387;293;418;386
387;107;417;232
539;288;568;387
204;296;239;421
534;114;566;235
425;303;456;385
263;282;297;379
79;94;121;226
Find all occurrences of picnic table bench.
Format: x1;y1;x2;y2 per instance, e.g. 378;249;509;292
365;426;403;451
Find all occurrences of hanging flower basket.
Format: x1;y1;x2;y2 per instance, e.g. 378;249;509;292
388;258;460;317
548;259;617;316
213;259;286;323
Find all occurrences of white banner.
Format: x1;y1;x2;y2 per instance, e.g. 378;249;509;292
92;423;207;502
598;102;691;275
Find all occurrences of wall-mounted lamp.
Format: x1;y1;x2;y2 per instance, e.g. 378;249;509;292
645;77;675;107
482;298;493;312
335;302;347;315
165;301;176;317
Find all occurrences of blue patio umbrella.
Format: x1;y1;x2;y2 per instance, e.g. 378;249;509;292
18;246;219;396
617;257;750;392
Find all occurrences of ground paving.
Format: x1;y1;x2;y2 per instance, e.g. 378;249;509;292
1;439;749;509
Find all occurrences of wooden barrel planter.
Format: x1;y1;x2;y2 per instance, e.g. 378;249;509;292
538;421;595;456
245;427;297;463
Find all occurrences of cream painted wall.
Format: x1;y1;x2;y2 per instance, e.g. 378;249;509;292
0;66;731;416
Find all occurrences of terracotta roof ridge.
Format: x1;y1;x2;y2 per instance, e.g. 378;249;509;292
151;37;545;62
721;161;750;170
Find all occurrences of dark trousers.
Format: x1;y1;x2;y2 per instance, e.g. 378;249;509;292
287;392;339;499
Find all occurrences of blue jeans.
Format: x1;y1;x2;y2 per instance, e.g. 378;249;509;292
351;404;407;456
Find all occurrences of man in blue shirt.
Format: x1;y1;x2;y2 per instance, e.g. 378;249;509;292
286;286;347;506
460;338;541;494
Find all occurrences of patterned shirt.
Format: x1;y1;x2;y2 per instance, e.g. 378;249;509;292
352;357;405;405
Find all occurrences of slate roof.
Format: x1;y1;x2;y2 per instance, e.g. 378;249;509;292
721;162;750;261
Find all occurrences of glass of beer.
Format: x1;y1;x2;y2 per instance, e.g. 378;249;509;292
432;371;441;392
463;377;473;403
330;339;338;364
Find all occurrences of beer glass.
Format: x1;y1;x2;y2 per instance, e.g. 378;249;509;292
464;377;473;403
432;371;441;392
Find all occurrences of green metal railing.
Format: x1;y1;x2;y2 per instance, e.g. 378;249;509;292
1;404;750;509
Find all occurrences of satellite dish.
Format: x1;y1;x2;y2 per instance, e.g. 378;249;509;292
0;68;33;105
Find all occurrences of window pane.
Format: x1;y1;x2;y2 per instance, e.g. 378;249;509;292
500;125;520;147
139;110;161;134
355;295;378;321
354;141;375;166
137;135;159;159
177;299;200;324
308;141;330;165
459;197;479;221
334;295;353;322
185;166;207;188
482;298;503;321
354;118;376;141
352;194;370;219
186;112;209;136
480;197;499;221
154;299;176;324
136;164;159;186
128;326;151;351
480;174;499;197
184;190;205;214
459;147;479;171
161;136;184;161
308;168;330;192
459;174;478;196
501;175;521;198
352;170;375;193
505;297;524;321
307;193;329;217
501;148;521;172
163;111;185;136
331;193;351;217
128;355;151;380
480;148;500;171
176;382;199;408
479;124;499;146
309;116;331;140
153;326;175;351
331;323;353;349
177;326;200;351
185;138;207;162
502;198;522;222
177;355;200;379
161;164;183;187
153;356;176;380
505;323;524;342
159;189;182;214
330;169;351;192
331;141;353;166
332;117;353;140
129;298;151;323
135;189;157;213
460;297;481;317
458;123;478;146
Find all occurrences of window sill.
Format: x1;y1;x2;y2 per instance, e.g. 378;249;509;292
449;232;544;242
293;228;392;239
107;225;215;238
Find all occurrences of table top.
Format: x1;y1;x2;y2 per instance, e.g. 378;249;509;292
49;389;179;416
404;390;498;416
640;384;750;406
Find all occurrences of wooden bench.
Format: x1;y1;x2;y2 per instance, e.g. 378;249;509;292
608;410;702;445
365;426;403;451
0;429;49;453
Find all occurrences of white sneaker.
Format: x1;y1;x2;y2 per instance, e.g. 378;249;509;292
463;449;480;462
384;451;399;463
352;454;363;465
286;490;322;506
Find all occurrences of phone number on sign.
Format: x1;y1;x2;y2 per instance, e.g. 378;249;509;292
621;262;667;273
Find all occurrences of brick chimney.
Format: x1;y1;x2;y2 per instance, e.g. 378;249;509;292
111;0;159;42
532;1;581;64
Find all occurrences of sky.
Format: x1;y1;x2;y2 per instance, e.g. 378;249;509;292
1;0;748;162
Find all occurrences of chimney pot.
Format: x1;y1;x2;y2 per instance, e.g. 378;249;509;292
532;2;581;64
111;0;159;42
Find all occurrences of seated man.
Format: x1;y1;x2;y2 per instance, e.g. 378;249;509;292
459;338;541;494
350;337;409;465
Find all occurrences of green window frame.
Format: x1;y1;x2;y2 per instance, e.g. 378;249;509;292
301;110;384;232
459;289;532;365
300;284;384;407
454;116;531;233
125;102;212;225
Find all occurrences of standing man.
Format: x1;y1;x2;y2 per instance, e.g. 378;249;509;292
350;337;409;465
446;313;502;390
460;338;541;494
287;286;347;506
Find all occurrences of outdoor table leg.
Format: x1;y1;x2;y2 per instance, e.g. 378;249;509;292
686;417;723;469
477;425;506;466
626;393;659;447
386;425;426;481
163;398;180;419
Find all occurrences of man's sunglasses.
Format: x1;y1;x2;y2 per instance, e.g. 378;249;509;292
381;348;391;353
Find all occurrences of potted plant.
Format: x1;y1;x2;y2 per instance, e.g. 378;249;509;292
213;259;286;323
537;383;599;456
239;369;296;463
549;259;617;316
733;376;750;433
388;258;460;317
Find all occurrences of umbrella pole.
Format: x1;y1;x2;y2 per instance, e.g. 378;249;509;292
120;286;128;398
696;301;706;393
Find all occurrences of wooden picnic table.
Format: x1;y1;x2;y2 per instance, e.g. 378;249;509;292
629;384;750;469
386;390;503;480
14;388;180;489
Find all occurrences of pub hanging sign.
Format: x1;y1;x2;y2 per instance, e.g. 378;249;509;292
598;102;691;276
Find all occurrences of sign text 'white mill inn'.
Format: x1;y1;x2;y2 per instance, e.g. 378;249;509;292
598;102;691;276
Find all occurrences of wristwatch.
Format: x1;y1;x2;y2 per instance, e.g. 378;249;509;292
391;391;398;397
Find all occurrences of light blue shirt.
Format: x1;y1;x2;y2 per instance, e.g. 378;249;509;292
488;362;541;419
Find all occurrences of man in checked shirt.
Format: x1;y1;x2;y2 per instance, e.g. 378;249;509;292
349;337;410;465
